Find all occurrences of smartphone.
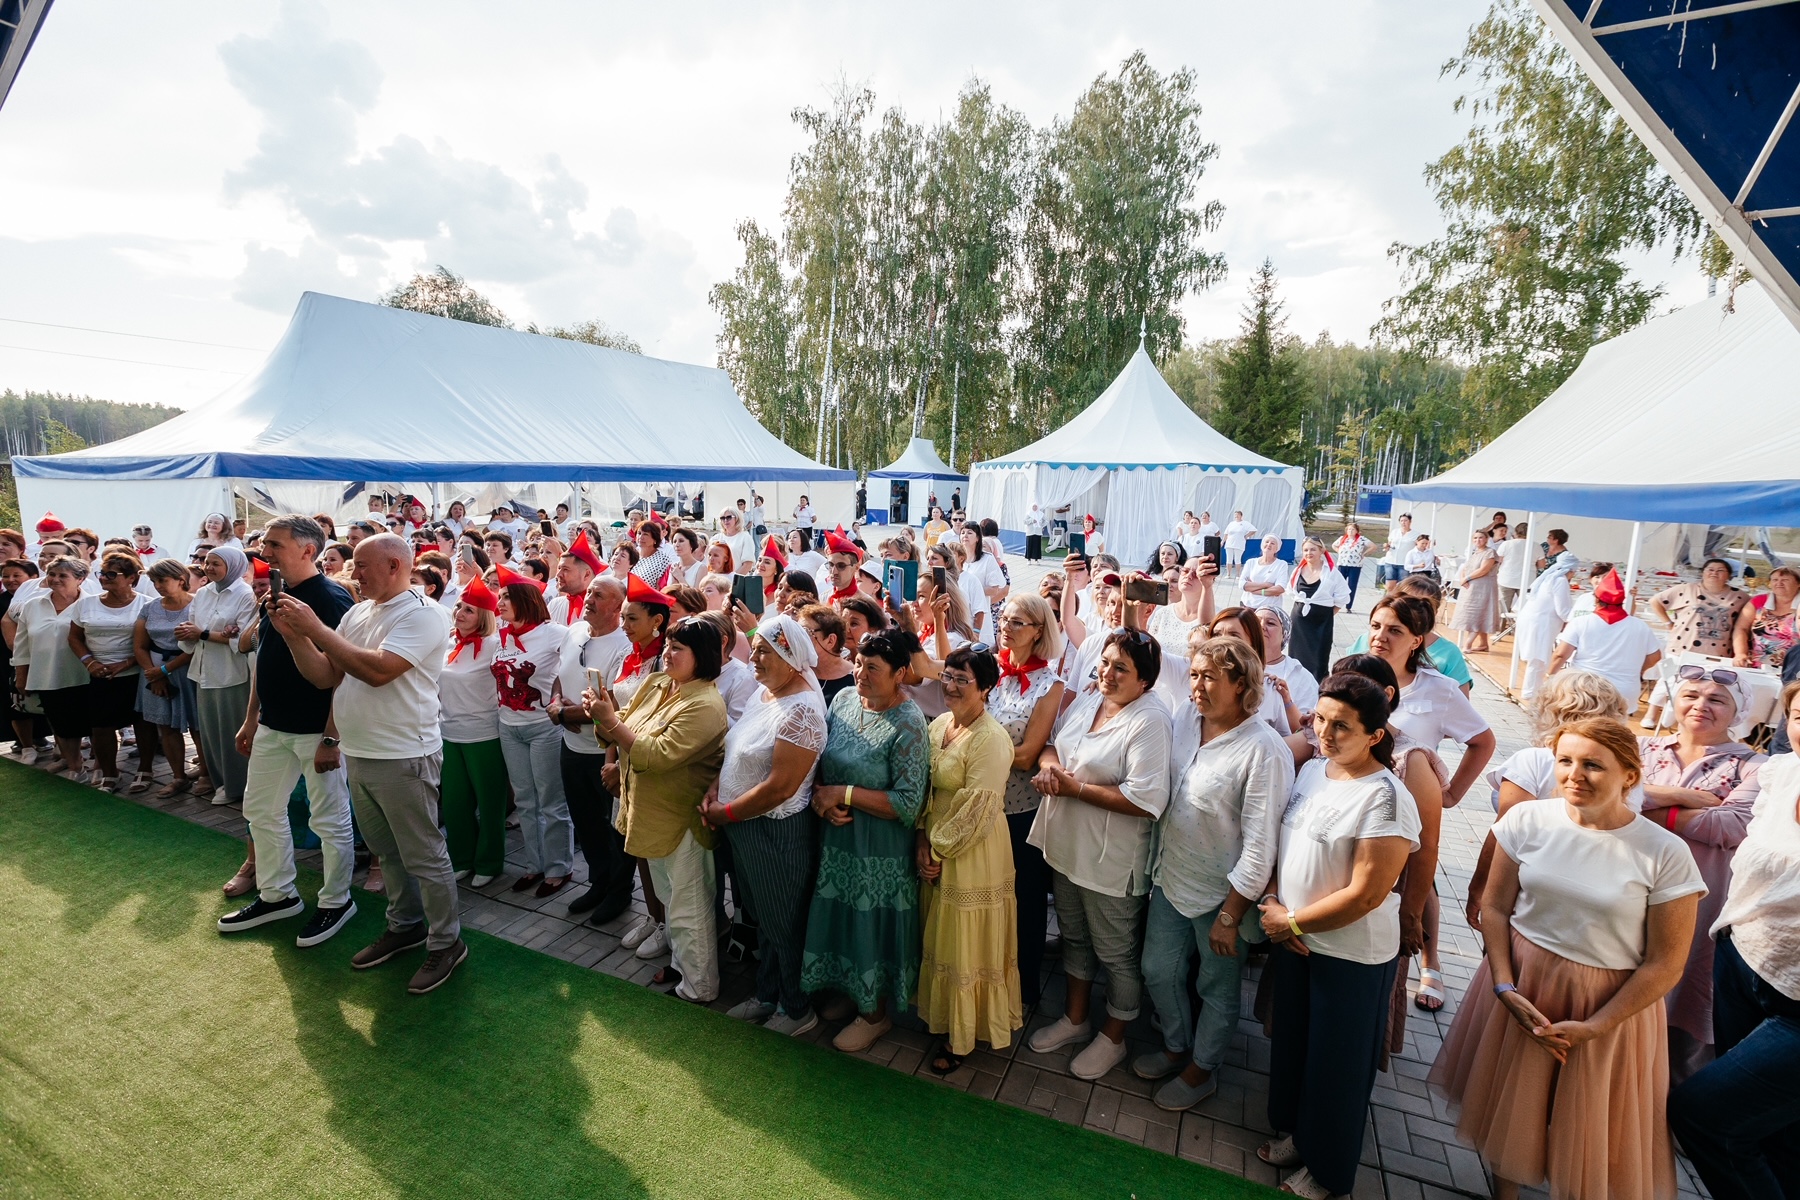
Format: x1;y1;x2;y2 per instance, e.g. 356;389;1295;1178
1124;576;1170;606
1203;535;1223;565
882;558;918;602
540;519;557;537
457;543;475;566
1068;532;1086;556
932;565;948;594
267;567;285;603
730;572;765;616
886;565;905;610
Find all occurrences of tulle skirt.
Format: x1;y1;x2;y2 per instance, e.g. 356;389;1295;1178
1429;933;1676;1200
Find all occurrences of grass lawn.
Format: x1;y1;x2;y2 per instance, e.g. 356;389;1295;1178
0;762;1268;1200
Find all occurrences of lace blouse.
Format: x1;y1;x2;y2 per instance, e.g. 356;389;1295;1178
718;688;828;819
986;662;1064;815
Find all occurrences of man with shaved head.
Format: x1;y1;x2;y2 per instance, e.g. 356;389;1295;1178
547;574;632;924
217;514;360;948
272;534;462;994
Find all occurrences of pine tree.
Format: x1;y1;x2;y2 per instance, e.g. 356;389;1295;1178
1212;260;1306;464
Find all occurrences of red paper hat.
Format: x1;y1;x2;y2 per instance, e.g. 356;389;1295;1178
494;563;545;591
1595;569;1626;607
35;512;64;534
761;535;787;567
460;574;499;613
250;557;271;579
566;529;603;574
823;530;862;560
625;572;675;607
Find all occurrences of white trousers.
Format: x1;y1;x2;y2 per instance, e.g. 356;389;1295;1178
647;830;719;1003
244;726;355;908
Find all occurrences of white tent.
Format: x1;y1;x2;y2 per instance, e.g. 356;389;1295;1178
865;437;965;526
12;291;854;542
970;341;1304;566
1395;283;1800;528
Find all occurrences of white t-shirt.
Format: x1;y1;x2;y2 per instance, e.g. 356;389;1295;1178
715;656;762;723
1495;538;1528;588
793;504;816;530
1493;800;1705;971
1494;745;1646;813
1555;614;1661;701
556;626;631;754
440;637;500;743
1240;557;1290;611
720;530;757;574
1392;667;1488;750
333;590;452;759
1265;654;1320;716
790;550;827;581
1276;758;1422;964
1223;521;1254;552
1382;527;1413;567
73;593;147;669
490;622;567;726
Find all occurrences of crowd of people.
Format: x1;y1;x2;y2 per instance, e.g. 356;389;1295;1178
2;500;1795;1200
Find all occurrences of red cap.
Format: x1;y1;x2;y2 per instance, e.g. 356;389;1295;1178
625;572;675;607
761;535;787;567
566;529;603;574
459;574;499;613
823;530;862;560
1595;569;1626;607
35;512;64;534
494;563;544;591
250;557;271;579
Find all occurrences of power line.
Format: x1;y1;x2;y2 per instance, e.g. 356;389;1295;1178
0;342;247;373
0;315;264;351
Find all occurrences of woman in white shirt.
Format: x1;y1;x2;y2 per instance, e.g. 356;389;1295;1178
1222;512;1254;578
1669;682;1800;1200
68;551;149;791
1240;536;1290;612
1547;569;1661;706
9;556;91;777
1254;606;1320;721
958;525;1008;637
185;512;242;562
177;546;256;804
1332;522;1374;610
671;528;708;589
1431;717;1703;1200
1256;672;1421;1200
1286;537;1351;681
701;614;829;1036
489;580;573;896
1148;557;1216;664
1137;636;1294;1112
442;500;469;538
1026;630;1173;1082
986;593;1066;1008
438;577;509;888
784;528;826;582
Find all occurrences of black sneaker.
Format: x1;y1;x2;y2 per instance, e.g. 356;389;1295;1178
586;894;631;927
217;895;305;934
295;900;358;948
565;885;604;915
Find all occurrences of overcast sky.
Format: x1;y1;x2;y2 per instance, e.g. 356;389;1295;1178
0;0;1711;411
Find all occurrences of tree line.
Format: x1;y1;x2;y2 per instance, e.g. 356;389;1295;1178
0;391;181;530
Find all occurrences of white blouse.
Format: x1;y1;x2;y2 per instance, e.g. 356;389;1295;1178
10;592;87;691
1155;712;1294;918
718;689;827;819
183;582;257;689
73;593;148;671
1709;752;1800;1001
987;661;1065;815
1392;666;1488;750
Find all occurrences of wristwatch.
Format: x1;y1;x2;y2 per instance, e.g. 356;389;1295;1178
320;736;341;749
1217;911;1239;928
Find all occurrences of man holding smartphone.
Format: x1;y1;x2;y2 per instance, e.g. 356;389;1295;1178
548;576;633;924
217;514;360;947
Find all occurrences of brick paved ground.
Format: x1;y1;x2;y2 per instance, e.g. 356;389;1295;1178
31;559;1712;1199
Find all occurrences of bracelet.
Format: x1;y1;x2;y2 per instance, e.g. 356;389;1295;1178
724;801;738;823
1287;913;1305;938
80;654;94;663
1664;806;1680;830
843;785;855;810
1493;982;1517;997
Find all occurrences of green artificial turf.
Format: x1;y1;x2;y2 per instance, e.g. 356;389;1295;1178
0;762;1270;1200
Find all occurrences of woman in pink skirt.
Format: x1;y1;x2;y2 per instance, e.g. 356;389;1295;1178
1430;717;1703;1200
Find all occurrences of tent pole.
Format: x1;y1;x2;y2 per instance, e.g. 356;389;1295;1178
1623;520;1644;613
430;482;440;521
1510;510;1539;693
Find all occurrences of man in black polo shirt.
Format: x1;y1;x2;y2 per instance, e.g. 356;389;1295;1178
217;514;360;947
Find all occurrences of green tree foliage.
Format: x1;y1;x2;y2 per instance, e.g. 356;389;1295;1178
1211;261;1309;465
380;266;513;328
527;319;642;354
710;220;805;442
1377;0;1706;439
0;392;181;533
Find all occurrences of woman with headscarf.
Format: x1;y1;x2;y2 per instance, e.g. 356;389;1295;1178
1516;552;1578;701
1287;537;1350;682
1548;569;1662;707
701;613;828;1036
178;546;256;813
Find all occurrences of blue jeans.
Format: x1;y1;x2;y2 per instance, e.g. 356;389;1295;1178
1377;562;1405;584
1669;933;1800;1200
1337;565;1362;609
1141;887;1246;1071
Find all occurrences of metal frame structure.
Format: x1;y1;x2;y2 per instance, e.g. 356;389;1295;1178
0;0;54;113
1532;0;1800;331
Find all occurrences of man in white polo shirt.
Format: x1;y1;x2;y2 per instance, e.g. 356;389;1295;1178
271;533;464;995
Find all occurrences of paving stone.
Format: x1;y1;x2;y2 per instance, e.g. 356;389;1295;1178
1381;1149;1456;1187
1050;1093;1085;1125
1083;1086;1121;1131
1142;1120;1179;1155
996;1064;1039;1106
1114;1113;1148;1143
1177;1113;1215;1163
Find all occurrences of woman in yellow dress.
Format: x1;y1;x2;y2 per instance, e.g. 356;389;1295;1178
922;506;952;548
915;644;1022;1073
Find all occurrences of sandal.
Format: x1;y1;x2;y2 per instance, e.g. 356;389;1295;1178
191;777;215;798
1414;968;1446;1012
1258;1134;1303;1168
1279;1166;1334;1198
222;861;256;898
927;1043;965;1076
157;777;192;799
127;770;155;794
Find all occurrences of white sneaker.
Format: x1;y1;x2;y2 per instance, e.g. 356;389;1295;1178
1028;1014;1092;1053
764;1009;818;1037
470;874;498;888
619;915;656;950
633;923;669;959
1070;1033;1129;1081
727;997;776;1023
453;870;470;881
18;747;36;765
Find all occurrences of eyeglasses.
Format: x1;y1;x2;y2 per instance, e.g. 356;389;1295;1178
97;570;126;580
941;671;977;687
1677;665;1740;687
1000;617;1039;629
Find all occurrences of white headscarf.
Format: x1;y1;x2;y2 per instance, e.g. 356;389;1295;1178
755;613;819;691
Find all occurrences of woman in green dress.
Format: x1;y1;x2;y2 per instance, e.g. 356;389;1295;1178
800;628;931;1053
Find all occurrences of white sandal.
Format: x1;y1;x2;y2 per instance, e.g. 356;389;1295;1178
1258;1135;1303;1168
1279;1166;1336;1198
1415;967;1447;1012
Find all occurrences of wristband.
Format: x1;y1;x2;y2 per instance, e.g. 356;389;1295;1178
1287;914;1304;938
843;785;855;810
724;801;738;823
80;654;94;663
1664;806;1680;830
1493;983;1517;997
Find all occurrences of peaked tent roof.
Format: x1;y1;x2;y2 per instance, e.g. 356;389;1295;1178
12;291;852;484
1394;283;1800;526
976;343;1291;472
870;436;965;481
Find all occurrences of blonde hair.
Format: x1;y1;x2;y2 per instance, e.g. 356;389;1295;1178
1002;593;1063;661
1530;670;1628;742
1550;717;1644;789
1189;634;1265;716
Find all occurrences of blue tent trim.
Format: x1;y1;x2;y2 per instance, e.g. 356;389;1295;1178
971;462;1286;474
10;453;853;484
1391;478;1800;527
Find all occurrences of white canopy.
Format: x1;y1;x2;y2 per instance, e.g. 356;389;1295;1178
1395;283;1800;527
970;342;1304;564
869;436;965;481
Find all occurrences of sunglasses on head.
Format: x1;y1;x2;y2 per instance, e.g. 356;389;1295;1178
1677;664;1740;687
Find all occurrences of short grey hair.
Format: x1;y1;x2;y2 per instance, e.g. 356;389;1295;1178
266;514;326;556
44;555;88;579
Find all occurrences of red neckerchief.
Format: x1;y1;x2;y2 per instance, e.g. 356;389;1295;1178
1593;571;1629;625
764;582;779;600
564;595;583;624
449;631;484;663
616;634;665;684
997;647;1047;694
499;620;541;650
829;583;859;603
919;621;934;640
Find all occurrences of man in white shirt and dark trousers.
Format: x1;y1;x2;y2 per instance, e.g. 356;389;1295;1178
548;576;634;925
272;534;464;995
